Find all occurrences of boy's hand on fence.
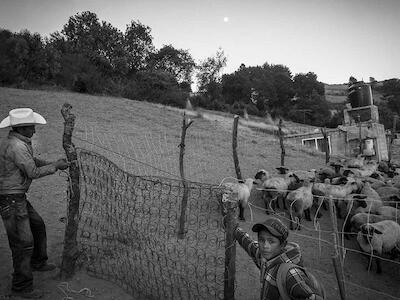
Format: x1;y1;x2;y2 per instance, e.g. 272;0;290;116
54;158;70;170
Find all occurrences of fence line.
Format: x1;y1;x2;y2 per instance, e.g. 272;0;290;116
50;118;400;300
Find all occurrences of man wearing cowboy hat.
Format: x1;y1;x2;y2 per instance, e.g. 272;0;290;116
0;108;70;299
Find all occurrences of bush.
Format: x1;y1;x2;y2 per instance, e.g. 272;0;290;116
56;53;106;94
124;70;187;108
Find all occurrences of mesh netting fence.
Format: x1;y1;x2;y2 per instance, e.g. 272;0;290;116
74;148;229;299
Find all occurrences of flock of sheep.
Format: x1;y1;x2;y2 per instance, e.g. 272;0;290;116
223;155;400;274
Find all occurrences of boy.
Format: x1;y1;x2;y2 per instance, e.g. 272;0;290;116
235;217;323;300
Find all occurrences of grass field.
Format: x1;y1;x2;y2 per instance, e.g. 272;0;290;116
0;87;399;300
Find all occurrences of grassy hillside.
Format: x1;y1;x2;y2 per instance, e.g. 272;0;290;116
0;87;327;183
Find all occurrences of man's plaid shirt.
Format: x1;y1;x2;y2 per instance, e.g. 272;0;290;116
236;227;319;300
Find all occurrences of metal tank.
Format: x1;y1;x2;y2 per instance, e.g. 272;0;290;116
348;82;373;107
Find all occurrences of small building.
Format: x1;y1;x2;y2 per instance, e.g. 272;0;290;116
285;82;388;161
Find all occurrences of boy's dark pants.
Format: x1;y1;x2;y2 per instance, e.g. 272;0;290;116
0;194;48;291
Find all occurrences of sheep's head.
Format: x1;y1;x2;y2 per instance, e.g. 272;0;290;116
352;194;368;209
244;178;256;190
254;169;269;183
276;166;289;174
343;169;355;177
287;172;300;183
360;223;383;243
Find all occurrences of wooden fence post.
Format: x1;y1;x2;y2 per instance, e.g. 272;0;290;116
357;115;362;156
60;103;80;279
178;113;193;239
278;119;285;167
328;196;346;300
388;115;397;163
223;193;237;300
321;127;330;164
232;115;242;181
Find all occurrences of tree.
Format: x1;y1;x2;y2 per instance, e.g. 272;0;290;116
61;11;102;57
148;44;195;85
221;71;251;105
0;29;48;84
267;63;294;111
124;20;154;73
290;89;330;126
293;72;324;98
196;48;227;100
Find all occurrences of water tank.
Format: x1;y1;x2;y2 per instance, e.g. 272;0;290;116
348;82;373;107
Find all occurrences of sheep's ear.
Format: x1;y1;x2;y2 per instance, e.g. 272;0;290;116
373;227;383;235
292;173;300;182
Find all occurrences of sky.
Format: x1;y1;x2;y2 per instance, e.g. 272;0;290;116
0;0;399;84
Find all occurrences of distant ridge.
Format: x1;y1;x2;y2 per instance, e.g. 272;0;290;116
324;81;385;104
324;83;348;104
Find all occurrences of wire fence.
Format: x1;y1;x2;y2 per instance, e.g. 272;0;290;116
238;187;400;300
75;148;228;299
58;118;400;300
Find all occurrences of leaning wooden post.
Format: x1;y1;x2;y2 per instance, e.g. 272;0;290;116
177;112;193;239
388;115;397;163
321;127;330;164
60;103;80;279
223;191;237;300
328;196;346;300
278;118;286;167
232;115;242;180
357;115;362;156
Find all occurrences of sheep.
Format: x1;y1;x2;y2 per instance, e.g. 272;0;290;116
361;181;380;198
375;186;400;207
256;173;301;214
344;212;387;239
391;175;400;189
367;177;387;190
376;206;400;221
315;167;336;183
340;194;368;218
311;178;359;217
352;182;384;215
345;154;365;169
356;220;400;273
222;178;255;221
290;169;317;182
285;180;314;230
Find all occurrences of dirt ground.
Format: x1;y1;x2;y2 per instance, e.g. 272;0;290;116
0;87;399;300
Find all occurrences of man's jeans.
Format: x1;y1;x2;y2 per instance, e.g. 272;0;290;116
0;194;48;291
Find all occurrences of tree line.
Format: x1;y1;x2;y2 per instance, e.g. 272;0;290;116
2;10;398;129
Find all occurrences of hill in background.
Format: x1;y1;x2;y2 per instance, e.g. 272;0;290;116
324;82;385;104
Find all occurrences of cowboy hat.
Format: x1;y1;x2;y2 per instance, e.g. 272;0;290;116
0;108;47;128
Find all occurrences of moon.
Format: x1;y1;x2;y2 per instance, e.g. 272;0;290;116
223;17;229;22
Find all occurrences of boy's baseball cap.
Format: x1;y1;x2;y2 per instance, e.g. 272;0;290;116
252;217;289;242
